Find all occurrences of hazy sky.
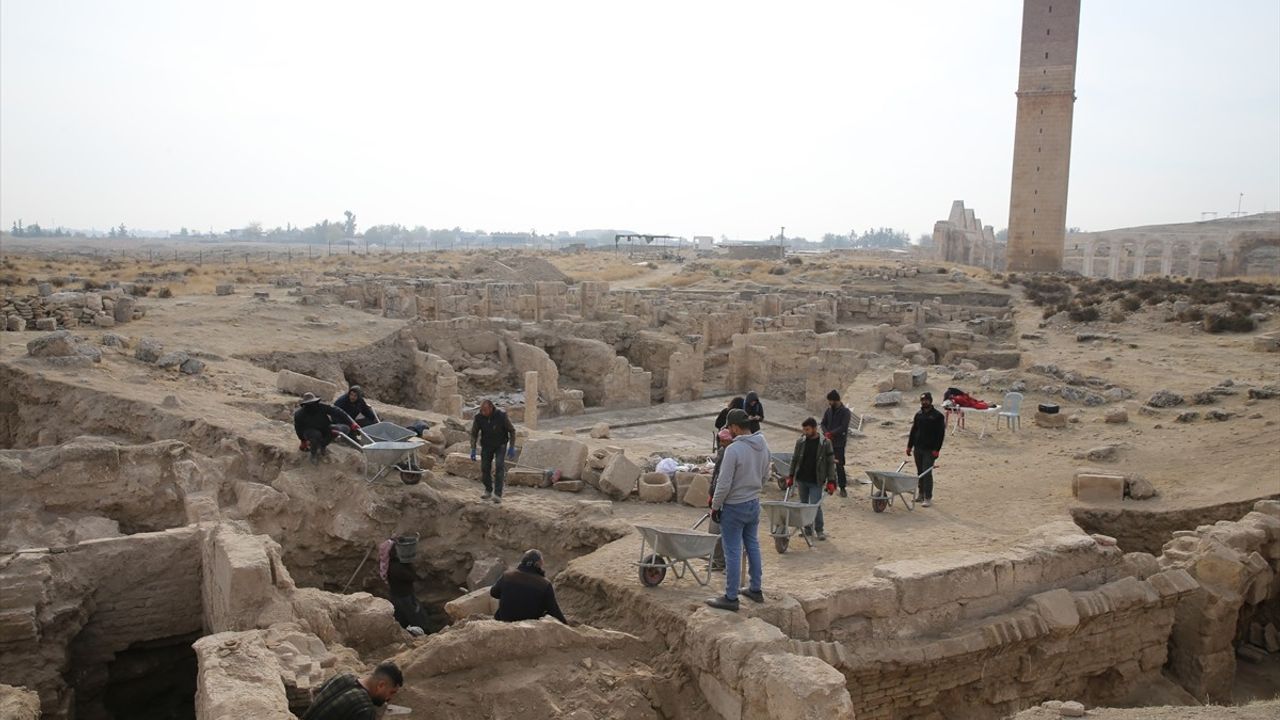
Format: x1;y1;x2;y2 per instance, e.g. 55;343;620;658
3;1;1278;240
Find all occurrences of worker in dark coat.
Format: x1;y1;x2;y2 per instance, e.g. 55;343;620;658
469;399;517;503
334;385;379;428
906;392;946;507
384;543;429;634
294;393;356;463
821;389;853;496
490;549;567;624
712;396;745;451
743;391;765;434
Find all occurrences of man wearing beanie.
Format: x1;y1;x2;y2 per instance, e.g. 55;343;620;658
820;389;853;496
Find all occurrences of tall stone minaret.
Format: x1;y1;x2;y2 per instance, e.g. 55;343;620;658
1006;0;1081;272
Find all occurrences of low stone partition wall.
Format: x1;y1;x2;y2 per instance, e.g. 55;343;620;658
792;569;1197;719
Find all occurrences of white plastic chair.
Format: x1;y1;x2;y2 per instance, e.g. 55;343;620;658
998;392;1023;431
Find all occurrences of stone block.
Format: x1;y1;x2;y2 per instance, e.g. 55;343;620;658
638;472;675;503
444;453;482;481
180;358;206;375
26;330;77;357
1028;589;1080;633
901;342;922;357
600;452;641;500
276;369;339;402
911;367;928;387
873;391;901;407
553;480;584;493
467;557;506;590
874;557;997;614
5;315;25;331
444;587;498;622
1035;411;1067;428
94;314;116;328
892;370;913;392
135;337;165;363
156;350;190;369
1072;472;1125;503
112;295;135;323
34;317;57;331
215;284;234;296
590;422;610;439
675;471;699;500
683;473;711;508
516;437;589;480
506;467;552;488
1105;407;1128;423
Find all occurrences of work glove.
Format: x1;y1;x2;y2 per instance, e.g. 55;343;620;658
824;431;833;440
350;423;360;433
507;445;517;459
931;451;940;459
469;448;477;461
906;447;912;457
710;509;722;524
825;481;837;495
706;495;713;508
299;440;310;451
784;476;794;488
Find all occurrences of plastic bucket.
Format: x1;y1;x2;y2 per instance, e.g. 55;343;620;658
394;533;420;562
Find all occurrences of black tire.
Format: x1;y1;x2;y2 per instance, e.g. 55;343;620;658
872;497;889;513
774;536;789;554
639;554;667;587
400;470;421;485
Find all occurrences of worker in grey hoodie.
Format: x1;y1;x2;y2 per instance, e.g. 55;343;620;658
706;408;771;612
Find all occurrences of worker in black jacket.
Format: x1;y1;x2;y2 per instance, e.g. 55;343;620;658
334;385;379;428
820;389;853;497
906;392;946;507
490;549;567;624
294;393;356;464
469;399;517;503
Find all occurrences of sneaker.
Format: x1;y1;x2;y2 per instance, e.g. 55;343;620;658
739;589;765;604
481;491;492;500
705;595;740;611
406;626;425;637
710;563;726;572
839;488;848;497
816;532;827;541
921;499;932;507
492;495;502;504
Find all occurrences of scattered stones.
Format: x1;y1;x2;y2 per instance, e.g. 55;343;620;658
215;284;234;296
162;395;181;408
1206;409;1232;422
179;358;205;375
1010;381;1027;393
1252;331;1280;352
466;557;506;591
35;317;57;331
1126;475;1157;500
873;391;902;407
135;337;165;363
155;351;190;369
1073;445;1117;462
1034;411;1066;429
1059;700;1086;717
638;472;675;503
1174;411;1200;423
590;422;611;439
599;452;641;500
25;330;78;358
1247;385;1279;400
553;480;584;493
1104;407;1128;424
1146;390;1184;408
1061;386;1106;406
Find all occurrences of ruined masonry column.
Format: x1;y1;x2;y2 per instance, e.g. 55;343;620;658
1133;253;1146;278
1081;239;1095;277
524;371;539;430
1108;251;1122;281
1161;245;1174;276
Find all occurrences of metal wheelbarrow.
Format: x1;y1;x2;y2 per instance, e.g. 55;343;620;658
761;485;821;553
334;421;429;484
769;452;794;490
865;461;936;513
634;521;721;588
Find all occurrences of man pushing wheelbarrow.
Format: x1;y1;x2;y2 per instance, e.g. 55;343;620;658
906;391;946;507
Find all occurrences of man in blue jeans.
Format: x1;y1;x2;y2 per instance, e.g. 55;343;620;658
706;408;771;611
784;417;836;540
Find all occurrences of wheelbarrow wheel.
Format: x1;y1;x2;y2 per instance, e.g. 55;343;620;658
399;470;422;485
773;536;789;554
872;497;889;513
639;554;667;587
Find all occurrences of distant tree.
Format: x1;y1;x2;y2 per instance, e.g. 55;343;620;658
995;227;1008;243
178;227;190;237
243;222;264;239
343;210;357;237
916;233;933;247
850;227;910;250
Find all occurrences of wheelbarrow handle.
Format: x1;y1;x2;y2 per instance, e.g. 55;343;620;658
897;460;908;473
692;513;710;531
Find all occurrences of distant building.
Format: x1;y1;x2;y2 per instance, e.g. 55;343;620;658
694;236;715;250
1063;213;1280;279
934;201;1005;270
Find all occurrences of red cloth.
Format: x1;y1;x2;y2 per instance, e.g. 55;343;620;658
950;393;990;410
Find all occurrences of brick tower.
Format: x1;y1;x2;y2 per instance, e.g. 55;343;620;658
1005;0;1081;272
